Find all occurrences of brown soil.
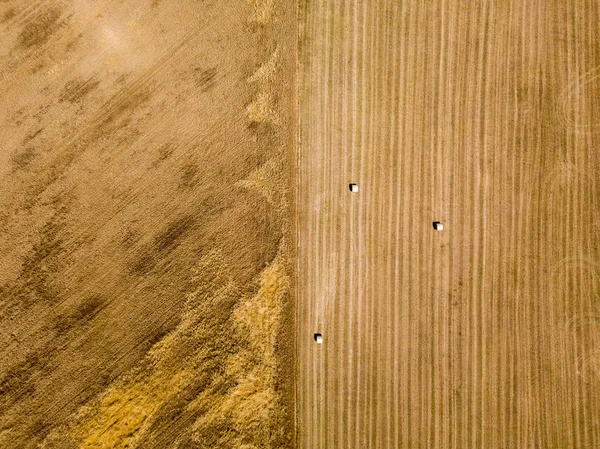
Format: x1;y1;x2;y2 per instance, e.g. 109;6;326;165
0;0;296;448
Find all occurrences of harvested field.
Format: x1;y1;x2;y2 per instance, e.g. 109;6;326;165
298;1;600;448
2;0;600;448
0;0;296;448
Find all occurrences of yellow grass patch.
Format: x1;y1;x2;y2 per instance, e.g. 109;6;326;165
247;91;278;124
236;155;287;210
247;48;281;125
248;49;280;86
75;370;195;449
247;0;276;25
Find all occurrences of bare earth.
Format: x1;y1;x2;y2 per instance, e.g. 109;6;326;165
298;1;600;448
0;0;295;448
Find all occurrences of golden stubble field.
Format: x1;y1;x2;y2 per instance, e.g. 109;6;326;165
298;1;600;448
0;0;296;448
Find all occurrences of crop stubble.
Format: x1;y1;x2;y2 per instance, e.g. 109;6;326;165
297;1;600;448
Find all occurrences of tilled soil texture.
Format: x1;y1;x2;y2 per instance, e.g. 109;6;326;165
297;1;600;448
0;1;296;448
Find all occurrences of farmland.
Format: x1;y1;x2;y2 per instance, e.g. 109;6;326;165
0;0;295;448
297;1;600;448
1;0;600;448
